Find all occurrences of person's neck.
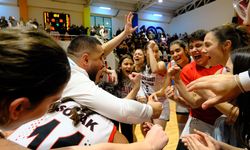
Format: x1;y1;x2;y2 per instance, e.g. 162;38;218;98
135;64;143;72
197;64;211;69
68;54;83;68
180;58;190;68
68;54;78;64
196;60;211;68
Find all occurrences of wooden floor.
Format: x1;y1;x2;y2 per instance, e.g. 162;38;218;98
134;100;179;150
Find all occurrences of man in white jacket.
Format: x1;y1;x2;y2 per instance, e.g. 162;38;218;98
63;12;162;124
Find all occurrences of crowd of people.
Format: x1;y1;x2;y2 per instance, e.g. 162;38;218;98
0;1;250;150
0;16;39;30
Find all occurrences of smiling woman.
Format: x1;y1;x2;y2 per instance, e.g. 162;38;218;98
204;24;250;67
169;40;190;68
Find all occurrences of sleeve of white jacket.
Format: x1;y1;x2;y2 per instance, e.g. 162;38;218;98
62;70;152;124
239;70;250;92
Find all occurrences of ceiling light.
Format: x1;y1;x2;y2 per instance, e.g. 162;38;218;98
158;0;163;3
99;7;111;10
153;14;162;17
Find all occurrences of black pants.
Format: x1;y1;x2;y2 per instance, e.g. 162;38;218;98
113;120;133;143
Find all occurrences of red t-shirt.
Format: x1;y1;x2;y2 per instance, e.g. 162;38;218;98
180;61;223;125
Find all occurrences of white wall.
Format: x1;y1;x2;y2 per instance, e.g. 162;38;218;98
0;0;19;20
111;10;169;35
169;0;235;34
27;0;84;26
138;20;169;33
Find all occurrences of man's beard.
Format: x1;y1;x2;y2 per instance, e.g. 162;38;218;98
88;68;98;82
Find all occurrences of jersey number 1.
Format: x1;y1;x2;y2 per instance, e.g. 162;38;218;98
27;119;84;149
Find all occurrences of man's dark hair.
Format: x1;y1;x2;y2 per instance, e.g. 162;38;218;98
67;35;102;58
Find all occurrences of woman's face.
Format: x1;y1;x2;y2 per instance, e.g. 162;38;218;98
170;43;189;67
204;32;226;66
133;49;145;66
3;84;66;130
189;40;209;67
121;58;134;77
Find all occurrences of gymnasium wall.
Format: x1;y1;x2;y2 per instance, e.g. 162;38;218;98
27;0;83;26
111;10;170;35
0;0;19;20
169;0;235;34
0;0;236;35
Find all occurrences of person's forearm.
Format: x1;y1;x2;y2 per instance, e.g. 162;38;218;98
64;142;153;150
174;79;203;108
88;86;152;123
155;76;170;97
102;31;127;57
0;139;28;150
148;49;159;73
93;142;153;150
155;88;165;97
214;102;233;116
214;103;238;123
125;85;140;99
219;141;242;150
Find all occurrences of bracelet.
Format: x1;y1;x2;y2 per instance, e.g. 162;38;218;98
228;106;239;122
234;75;246;93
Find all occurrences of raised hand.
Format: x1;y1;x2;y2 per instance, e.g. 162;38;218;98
124;12;138;36
147;40;156;50
168;65;181;81
244;1;250;24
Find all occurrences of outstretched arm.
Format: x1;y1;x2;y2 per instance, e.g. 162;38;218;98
186;73;243;109
102;12;137;57
147;41;159;73
0;139;28;150
148;63;171;101
64;124;168;150
169;65;204;108
182;130;242;150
